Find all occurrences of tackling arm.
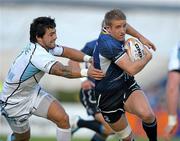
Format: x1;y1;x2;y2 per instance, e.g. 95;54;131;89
50;61;104;80
61;46;91;62
68;60;95;89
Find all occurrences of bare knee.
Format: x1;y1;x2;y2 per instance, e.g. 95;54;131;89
48;101;70;129
56;113;70;129
13;130;30;141
140;110;155;123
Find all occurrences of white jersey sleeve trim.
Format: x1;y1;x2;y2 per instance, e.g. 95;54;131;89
115;52;126;64
49;45;64;56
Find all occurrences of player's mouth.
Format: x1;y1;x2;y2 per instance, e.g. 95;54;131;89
119;34;125;39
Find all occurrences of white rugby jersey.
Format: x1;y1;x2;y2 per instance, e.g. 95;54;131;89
168;41;180;71
0;43;63;116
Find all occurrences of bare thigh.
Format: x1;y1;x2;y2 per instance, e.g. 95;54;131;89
124;90;155;123
32;92;69;128
13;130;30;141
94;113;114;135
109;114;129;132
47;100;70;128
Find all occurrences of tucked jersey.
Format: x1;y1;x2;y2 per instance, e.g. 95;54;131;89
93;33;134;93
0;43;63;116
168;41;180;71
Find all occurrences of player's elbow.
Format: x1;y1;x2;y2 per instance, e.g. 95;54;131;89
147;53;152;61
145;50;152;61
125;69;138;76
128;71;137;76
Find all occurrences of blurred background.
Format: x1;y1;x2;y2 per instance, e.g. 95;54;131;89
0;0;180;140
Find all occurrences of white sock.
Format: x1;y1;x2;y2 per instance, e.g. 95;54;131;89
56;127;71;141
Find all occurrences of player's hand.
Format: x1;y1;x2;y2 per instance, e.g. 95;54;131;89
163;123;178;141
87;64;105;80
144;46;152;59
81;80;95;90
138;36;156;51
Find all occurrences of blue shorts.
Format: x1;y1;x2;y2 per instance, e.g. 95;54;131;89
79;88;100;117
95;79;141;123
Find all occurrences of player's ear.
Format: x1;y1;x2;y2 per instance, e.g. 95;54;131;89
36;35;42;43
106;26;111;33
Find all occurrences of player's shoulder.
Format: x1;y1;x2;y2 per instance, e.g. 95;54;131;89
98;33;111;42
49;44;64;55
86;39;97;46
97;34;110;49
81;39;97;55
31;43;54;60
98;33;123;50
34;43;51;54
84;39;97;50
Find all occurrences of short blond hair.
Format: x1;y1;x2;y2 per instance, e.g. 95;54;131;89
104;9;126;26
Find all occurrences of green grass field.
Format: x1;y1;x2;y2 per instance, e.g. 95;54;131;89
1;136;180;141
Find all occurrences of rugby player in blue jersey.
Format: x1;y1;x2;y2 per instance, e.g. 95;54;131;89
69;18;157;140
93;9;157;141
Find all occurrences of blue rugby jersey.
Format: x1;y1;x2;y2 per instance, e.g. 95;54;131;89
81;39;97;56
93;33;134;93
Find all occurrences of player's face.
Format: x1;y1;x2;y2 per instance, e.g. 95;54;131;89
37;28;57;49
107;19;127;41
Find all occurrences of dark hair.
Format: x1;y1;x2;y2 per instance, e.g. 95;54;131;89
104;9;126;26
30;16;56;43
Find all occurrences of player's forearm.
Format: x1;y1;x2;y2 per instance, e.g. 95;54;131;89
50;61;104;80
126;23;144;40
50;62;86;78
68;60;81;69
62;46;87;62
128;53;152;75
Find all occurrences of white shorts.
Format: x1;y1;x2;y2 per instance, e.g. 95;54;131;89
168;42;180;72
1;90;56;134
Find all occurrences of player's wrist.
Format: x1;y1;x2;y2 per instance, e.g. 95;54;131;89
168;115;177;126
83;55;91;62
80;69;88;77
80;77;88;82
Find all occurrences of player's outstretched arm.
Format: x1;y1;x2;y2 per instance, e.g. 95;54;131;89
115;47;152;76
126;23;156;51
50;61;104;80
68;60;80;69
68;60;95;89
61;46;91;62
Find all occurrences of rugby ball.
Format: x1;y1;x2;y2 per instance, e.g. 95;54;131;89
125;38;145;62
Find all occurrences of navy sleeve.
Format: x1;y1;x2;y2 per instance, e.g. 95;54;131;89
81;40;97;56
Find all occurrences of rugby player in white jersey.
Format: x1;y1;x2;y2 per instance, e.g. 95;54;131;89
164;41;180;141
0;16;104;141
